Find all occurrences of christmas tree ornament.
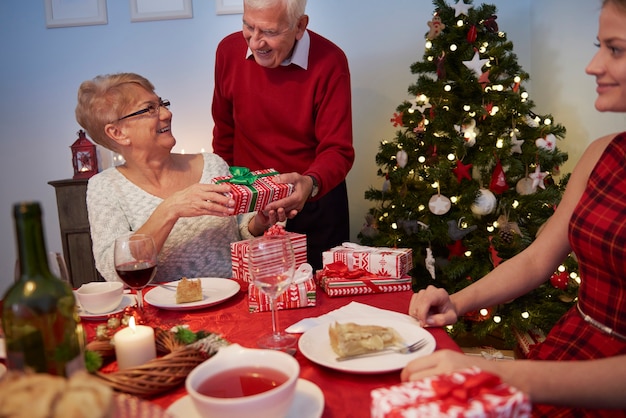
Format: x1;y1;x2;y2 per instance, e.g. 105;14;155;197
489;159;509;194
390;112;403;127
447;239;467;259
453;159;473;183
382;174;391;194
529;165;548;189
509;132;524;154
483;15;499;32
478;70;490;89
458;118;478;147
516;176;537;195
467;25;477;43
471;188;497;216
425;247;436;279
447;218;477;240
463;51;489;79
525;114;540;127
488;236;503;267
436;51;447;80
453;0;473;17
550;271;569;290
396;149;408;168
427;14;446;40
535;133;556;152
360;214;379;239
429;194;452;215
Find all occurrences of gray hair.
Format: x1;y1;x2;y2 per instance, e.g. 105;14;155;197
244;0;307;27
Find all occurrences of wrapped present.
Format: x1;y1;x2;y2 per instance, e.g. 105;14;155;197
322;243;412;278
213;167;293;215
317;261;412;297
513;327;546;359
248;264;316;313
371;367;531;418
230;227;307;283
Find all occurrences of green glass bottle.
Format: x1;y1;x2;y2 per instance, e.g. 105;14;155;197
1;202;84;376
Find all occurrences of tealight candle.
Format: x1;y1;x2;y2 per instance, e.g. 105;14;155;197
113;317;156;370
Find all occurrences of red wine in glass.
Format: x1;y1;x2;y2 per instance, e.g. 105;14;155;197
115;261;156;288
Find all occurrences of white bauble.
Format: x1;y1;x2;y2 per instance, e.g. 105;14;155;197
471;188;497;216
396;150;408;168
516;177;537;195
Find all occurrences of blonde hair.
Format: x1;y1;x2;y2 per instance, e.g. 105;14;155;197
244;0;306;28
75;73;155;151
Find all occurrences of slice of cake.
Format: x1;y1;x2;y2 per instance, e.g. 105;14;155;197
329;322;404;358
175;277;203;304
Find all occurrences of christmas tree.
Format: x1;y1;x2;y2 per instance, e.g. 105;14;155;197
359;0;579;346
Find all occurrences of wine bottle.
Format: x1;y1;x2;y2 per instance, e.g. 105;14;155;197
1;202;85;376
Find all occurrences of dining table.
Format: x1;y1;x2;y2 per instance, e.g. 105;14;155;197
81;281;463;418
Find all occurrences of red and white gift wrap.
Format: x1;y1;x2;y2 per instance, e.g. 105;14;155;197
513;327;546;359
371;367;531;418
212;167;293;215
230;232;307;283
317;261;412;297
322;243;413;278
248;276;316;313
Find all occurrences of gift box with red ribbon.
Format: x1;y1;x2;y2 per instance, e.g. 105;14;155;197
248;264;316;313
317;261;412;297
322;243;413;278
513;327;546;359
371;367;531;418
230;225;307;283
212;167;293;215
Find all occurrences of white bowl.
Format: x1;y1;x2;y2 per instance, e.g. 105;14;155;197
186;344;299;418
75;281;124;314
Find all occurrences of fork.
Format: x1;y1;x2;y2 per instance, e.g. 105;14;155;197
335;339;428;362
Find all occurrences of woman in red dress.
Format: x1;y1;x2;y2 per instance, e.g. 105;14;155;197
402;1;626;416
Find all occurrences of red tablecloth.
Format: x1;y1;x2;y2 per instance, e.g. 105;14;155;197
83;284;462;418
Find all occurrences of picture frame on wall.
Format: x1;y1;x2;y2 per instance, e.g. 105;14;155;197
130;0;193;22
45;0;108;28
216;0;243;15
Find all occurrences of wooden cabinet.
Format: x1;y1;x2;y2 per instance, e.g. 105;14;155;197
48;179;102;287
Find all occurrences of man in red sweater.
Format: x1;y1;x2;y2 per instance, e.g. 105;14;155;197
212;0;355;269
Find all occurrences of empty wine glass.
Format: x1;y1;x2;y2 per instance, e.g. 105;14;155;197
114;234;157;311
248;235;297;350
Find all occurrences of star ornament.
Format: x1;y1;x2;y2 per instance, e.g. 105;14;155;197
463;51;489;78
529;165;548;189
453;0;473;17
510;133;524;154
453;160;473;183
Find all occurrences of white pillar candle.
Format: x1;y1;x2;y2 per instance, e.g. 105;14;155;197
113;317;156;370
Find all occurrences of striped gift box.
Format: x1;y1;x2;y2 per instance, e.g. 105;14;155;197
230;233;307;282
248;276;316;313
212;168;294;215
322;243;413;278
317;271;412;297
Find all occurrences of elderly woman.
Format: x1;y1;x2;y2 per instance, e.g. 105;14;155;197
76;72;281;282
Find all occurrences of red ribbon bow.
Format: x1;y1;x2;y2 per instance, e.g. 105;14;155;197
431;370;512;411
321;261;376;280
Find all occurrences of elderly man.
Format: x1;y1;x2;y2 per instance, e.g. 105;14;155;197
212;0;354;269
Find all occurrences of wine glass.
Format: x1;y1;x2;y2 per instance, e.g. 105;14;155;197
114;234;157;311
248;235;297;350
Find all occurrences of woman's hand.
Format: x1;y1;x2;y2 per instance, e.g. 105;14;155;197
408;285;459;327
249;207;288;236
167;183;236;217
400;349;492;382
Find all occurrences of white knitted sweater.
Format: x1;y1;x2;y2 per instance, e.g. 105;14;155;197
86;153;254;282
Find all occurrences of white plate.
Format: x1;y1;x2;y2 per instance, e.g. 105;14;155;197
144;278;240;311
166;379;324;418
298;318;436;374
77;294;136;320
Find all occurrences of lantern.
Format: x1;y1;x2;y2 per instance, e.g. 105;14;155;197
71;130;98;179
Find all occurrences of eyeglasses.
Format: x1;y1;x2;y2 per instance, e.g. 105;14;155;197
116;98;170;122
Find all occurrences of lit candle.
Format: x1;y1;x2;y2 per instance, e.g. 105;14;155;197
113;317;156;370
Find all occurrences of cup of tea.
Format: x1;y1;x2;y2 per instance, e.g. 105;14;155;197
186;344;300;418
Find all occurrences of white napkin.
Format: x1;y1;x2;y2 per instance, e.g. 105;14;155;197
285;301;417;333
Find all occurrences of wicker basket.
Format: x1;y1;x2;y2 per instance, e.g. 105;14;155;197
88;328;228;398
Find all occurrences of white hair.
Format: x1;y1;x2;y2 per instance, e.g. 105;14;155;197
244;0;307;27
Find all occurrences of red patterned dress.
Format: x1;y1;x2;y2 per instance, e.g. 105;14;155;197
528;132;626;417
